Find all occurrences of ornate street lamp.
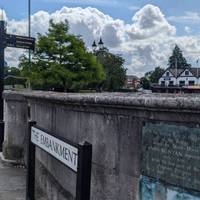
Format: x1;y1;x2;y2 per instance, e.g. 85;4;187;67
98;38;104;50
92;40;97;52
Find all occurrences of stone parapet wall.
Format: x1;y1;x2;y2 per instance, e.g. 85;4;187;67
12;91;200;111
3;90;200;200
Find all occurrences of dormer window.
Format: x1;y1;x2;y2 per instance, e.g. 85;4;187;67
166;72;170;77
185;70;189;76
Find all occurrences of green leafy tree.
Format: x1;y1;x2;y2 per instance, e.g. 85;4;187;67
168;44;190;69
95;48;127;91
141;66;165;89
146;66;165;83
140;77;150;89
19;20;105;91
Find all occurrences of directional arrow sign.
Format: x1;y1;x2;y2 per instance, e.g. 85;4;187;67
6;34;35;50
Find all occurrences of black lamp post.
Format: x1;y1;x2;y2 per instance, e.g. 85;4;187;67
28;0;31;89
98;38;104;50
0;12;6;150
28;0;31;38
92;40;97;52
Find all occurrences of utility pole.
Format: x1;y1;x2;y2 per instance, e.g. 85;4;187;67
175;58;178;86
197;59;199;86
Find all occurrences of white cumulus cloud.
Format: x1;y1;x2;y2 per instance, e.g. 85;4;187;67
126;4;176;40
2;5;200;77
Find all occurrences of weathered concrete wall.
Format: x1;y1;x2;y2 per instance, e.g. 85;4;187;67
27;93;141;200
3;91;200;200
3;92;28;163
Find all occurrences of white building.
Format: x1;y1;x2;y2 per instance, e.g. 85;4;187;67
158;68;200;87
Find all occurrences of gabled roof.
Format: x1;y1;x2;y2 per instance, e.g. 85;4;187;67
175;67;200;78
163;68;185;78
168;68;185;78
189;68;200;77
162;67;200;78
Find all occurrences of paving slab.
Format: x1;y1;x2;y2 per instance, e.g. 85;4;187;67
0;158;26;200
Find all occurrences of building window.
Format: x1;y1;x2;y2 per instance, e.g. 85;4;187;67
169;81;174;86
185;70;189;76
189;81;195;86
161;81;165;86
166;72;170;77
179;81;185;86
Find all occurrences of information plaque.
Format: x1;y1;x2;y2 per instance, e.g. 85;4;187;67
142;122;200;192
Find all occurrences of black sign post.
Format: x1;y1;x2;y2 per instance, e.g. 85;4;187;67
26;121;36;200
0;18;35;150
76;142;93;200
26;121;92;200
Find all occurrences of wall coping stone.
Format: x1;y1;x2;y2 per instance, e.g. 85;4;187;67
3;91;26;102
3;90;200;111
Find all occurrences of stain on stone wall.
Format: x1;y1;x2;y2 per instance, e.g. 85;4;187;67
140;176;200;200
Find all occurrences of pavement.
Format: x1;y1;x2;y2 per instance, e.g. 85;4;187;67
0;153;47;200
0;155;26;200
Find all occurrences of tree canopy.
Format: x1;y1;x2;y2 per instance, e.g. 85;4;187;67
19;20;105;91
95;48;127;91
145;66;165;83
141;66;165;89
168;44;190;69
140;77;150;89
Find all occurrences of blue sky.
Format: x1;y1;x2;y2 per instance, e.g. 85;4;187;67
2;0;200;76
2;0;200;34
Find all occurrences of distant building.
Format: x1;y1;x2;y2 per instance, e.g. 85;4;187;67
125;75;140;89
158;68;200;87
152;67;200;93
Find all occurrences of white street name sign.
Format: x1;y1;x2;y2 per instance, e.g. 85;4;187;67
31;126;78;172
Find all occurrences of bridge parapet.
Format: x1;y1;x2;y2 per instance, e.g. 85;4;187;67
3;90;200;200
